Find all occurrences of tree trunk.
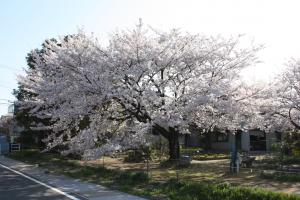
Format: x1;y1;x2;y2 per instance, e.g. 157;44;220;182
153;124;180;160
168;128;180;160
203;131;212;151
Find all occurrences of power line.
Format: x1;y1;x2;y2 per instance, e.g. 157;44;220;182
0;85;14;89
0;99;14;103
0;64;22;72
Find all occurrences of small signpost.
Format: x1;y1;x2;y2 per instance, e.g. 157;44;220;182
10;143;21;152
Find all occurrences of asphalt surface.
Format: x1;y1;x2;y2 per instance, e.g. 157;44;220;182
0;166;71;200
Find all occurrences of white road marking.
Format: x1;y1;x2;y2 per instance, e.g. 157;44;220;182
0;163;80;200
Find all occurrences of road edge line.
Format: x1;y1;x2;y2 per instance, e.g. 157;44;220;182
0;162;80;200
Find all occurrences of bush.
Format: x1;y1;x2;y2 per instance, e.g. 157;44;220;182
124;146;154;163
151;135;169;159
10;149;41;161
270;142;282;153
117;171;149;185
282;156;300;165
281;132;300;156
75;165;115;178
282;142;292;156
292;141;300;156
124;150;148;162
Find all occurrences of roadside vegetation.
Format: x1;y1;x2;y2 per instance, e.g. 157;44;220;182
9;149;300;200
252;136;300;183
10;20;300;199
260;171;300;182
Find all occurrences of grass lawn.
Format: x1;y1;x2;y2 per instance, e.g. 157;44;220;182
8;149;300;200
180;147;230;160
260;171;300;182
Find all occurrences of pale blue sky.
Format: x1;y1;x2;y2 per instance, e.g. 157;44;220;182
1;0;300;115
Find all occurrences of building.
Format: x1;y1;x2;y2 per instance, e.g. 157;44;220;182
212;130;281;152
184;129;281;152
0;103;23;143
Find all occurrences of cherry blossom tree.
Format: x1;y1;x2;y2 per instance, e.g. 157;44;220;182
19;22;262;160
259;59;300;132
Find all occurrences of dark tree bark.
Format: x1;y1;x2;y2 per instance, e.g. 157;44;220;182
289;107;300;130
168;127;180;160
203;131;212;151
153;124;180;160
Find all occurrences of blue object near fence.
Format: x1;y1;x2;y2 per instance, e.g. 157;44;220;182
0;135;9;155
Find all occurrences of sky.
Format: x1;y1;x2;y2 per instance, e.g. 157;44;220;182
1;0;300;116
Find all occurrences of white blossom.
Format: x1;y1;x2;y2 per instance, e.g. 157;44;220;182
19;23;262;159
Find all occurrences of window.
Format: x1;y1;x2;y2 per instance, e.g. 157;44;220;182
275;131;282;142
213;132;229;142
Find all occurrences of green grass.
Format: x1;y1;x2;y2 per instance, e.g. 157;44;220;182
180;148;229;160
282;156;300;165
192;153;229;160
9;149;300;200
137;179;300;200
260;171;300;182
9;149;147;186
180;147;201;155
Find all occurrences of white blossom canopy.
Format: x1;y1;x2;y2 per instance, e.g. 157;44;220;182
19;23;262;159
259;59;300;132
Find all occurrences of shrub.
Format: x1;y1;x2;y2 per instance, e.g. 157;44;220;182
124;149;149;162
151;136;169;159
10;149;42;161
75;165;115;178
292;141;300;156
124;146;153;163
117;171;149;185
270;142;281;153
282;156;300;165
12;149;39;156
281;132;300;156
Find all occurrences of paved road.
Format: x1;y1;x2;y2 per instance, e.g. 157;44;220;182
0;166;71;200
0;156;146;200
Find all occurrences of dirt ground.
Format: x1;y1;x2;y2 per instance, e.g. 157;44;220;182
82;156;300;195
